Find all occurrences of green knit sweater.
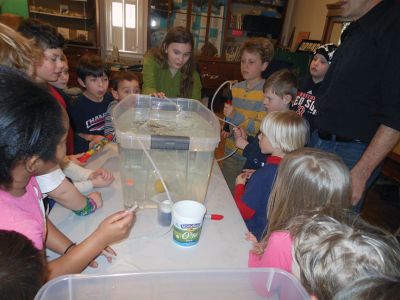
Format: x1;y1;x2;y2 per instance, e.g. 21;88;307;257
142;54;202;100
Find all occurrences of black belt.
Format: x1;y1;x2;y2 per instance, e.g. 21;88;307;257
317;131;365;144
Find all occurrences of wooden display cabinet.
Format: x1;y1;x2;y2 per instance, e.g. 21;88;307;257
227;0;288;52
28;0;99;47
28;0;100;86
149;0;228;57
321;2;351;44
197;57;242;90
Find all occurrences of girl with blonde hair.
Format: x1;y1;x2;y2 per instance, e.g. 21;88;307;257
142;26;201;99
248;148;352;273
0;22;40;76
292;214;400;300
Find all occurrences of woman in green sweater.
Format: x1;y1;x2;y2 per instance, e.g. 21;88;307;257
142;26;202;100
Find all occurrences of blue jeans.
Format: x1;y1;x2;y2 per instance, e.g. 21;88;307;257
310;131;382;212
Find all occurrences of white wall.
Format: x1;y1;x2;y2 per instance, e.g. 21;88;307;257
283;0;334;49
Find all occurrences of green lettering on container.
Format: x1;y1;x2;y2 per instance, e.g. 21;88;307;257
173;224;203;246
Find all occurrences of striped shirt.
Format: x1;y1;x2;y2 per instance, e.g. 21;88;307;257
225;80;266;154
104;100;118;142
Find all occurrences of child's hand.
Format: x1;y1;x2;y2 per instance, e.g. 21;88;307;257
87;211;134;268
245;231;258;243
235;126;248;141
221;129;232;139
88;192;103;209
239;169;256;183
88;135;106;149
235;136;249;150
242;168;256;179
233;126;242;138
235;172;248;185
236;169;256;184
89;168;115;188
150;92;165;98
101;246;117;264
87;246;116;268
68;153;87;166
233;127;249;148
96;210;135;246
245;232;266;255
223;103;233;118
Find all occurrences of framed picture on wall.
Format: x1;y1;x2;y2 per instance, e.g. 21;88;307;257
296;39;321;53
293;31;310;50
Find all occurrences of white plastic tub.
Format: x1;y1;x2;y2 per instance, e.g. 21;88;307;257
112;95;220;208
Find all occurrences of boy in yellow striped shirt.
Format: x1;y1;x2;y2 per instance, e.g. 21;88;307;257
221;38;274;191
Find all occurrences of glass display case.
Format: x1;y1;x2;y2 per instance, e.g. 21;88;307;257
28;0;100;86
28;0;99;48
225;0;288;61
148;0;228;56
148;0;288;59
148;1;169;48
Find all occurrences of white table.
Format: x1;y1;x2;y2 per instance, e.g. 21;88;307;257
48;144;250;274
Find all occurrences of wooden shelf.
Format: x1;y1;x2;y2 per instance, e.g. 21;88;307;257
232;0;285;8
29;10;91;20
28;0;100;87
28;0;99;48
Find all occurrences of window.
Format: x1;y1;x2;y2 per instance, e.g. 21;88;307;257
104;0;148;55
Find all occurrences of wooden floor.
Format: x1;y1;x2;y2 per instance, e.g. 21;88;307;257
362;178;400;234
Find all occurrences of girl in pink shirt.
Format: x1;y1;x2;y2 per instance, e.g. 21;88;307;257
247;148;352;274
0;177;45;250
0;67;135;280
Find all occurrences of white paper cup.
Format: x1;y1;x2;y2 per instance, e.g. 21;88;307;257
172;200;206;247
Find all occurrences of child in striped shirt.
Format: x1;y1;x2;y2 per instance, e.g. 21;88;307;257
104;71;141;141
221;37;274;191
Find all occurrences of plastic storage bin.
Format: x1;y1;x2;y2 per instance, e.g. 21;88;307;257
112;95;220;208
35;269;309;300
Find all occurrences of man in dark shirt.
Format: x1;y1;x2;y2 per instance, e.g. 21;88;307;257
311;0;400;209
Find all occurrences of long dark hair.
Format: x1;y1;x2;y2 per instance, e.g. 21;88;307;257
151;26;195;98
0;66;65;189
